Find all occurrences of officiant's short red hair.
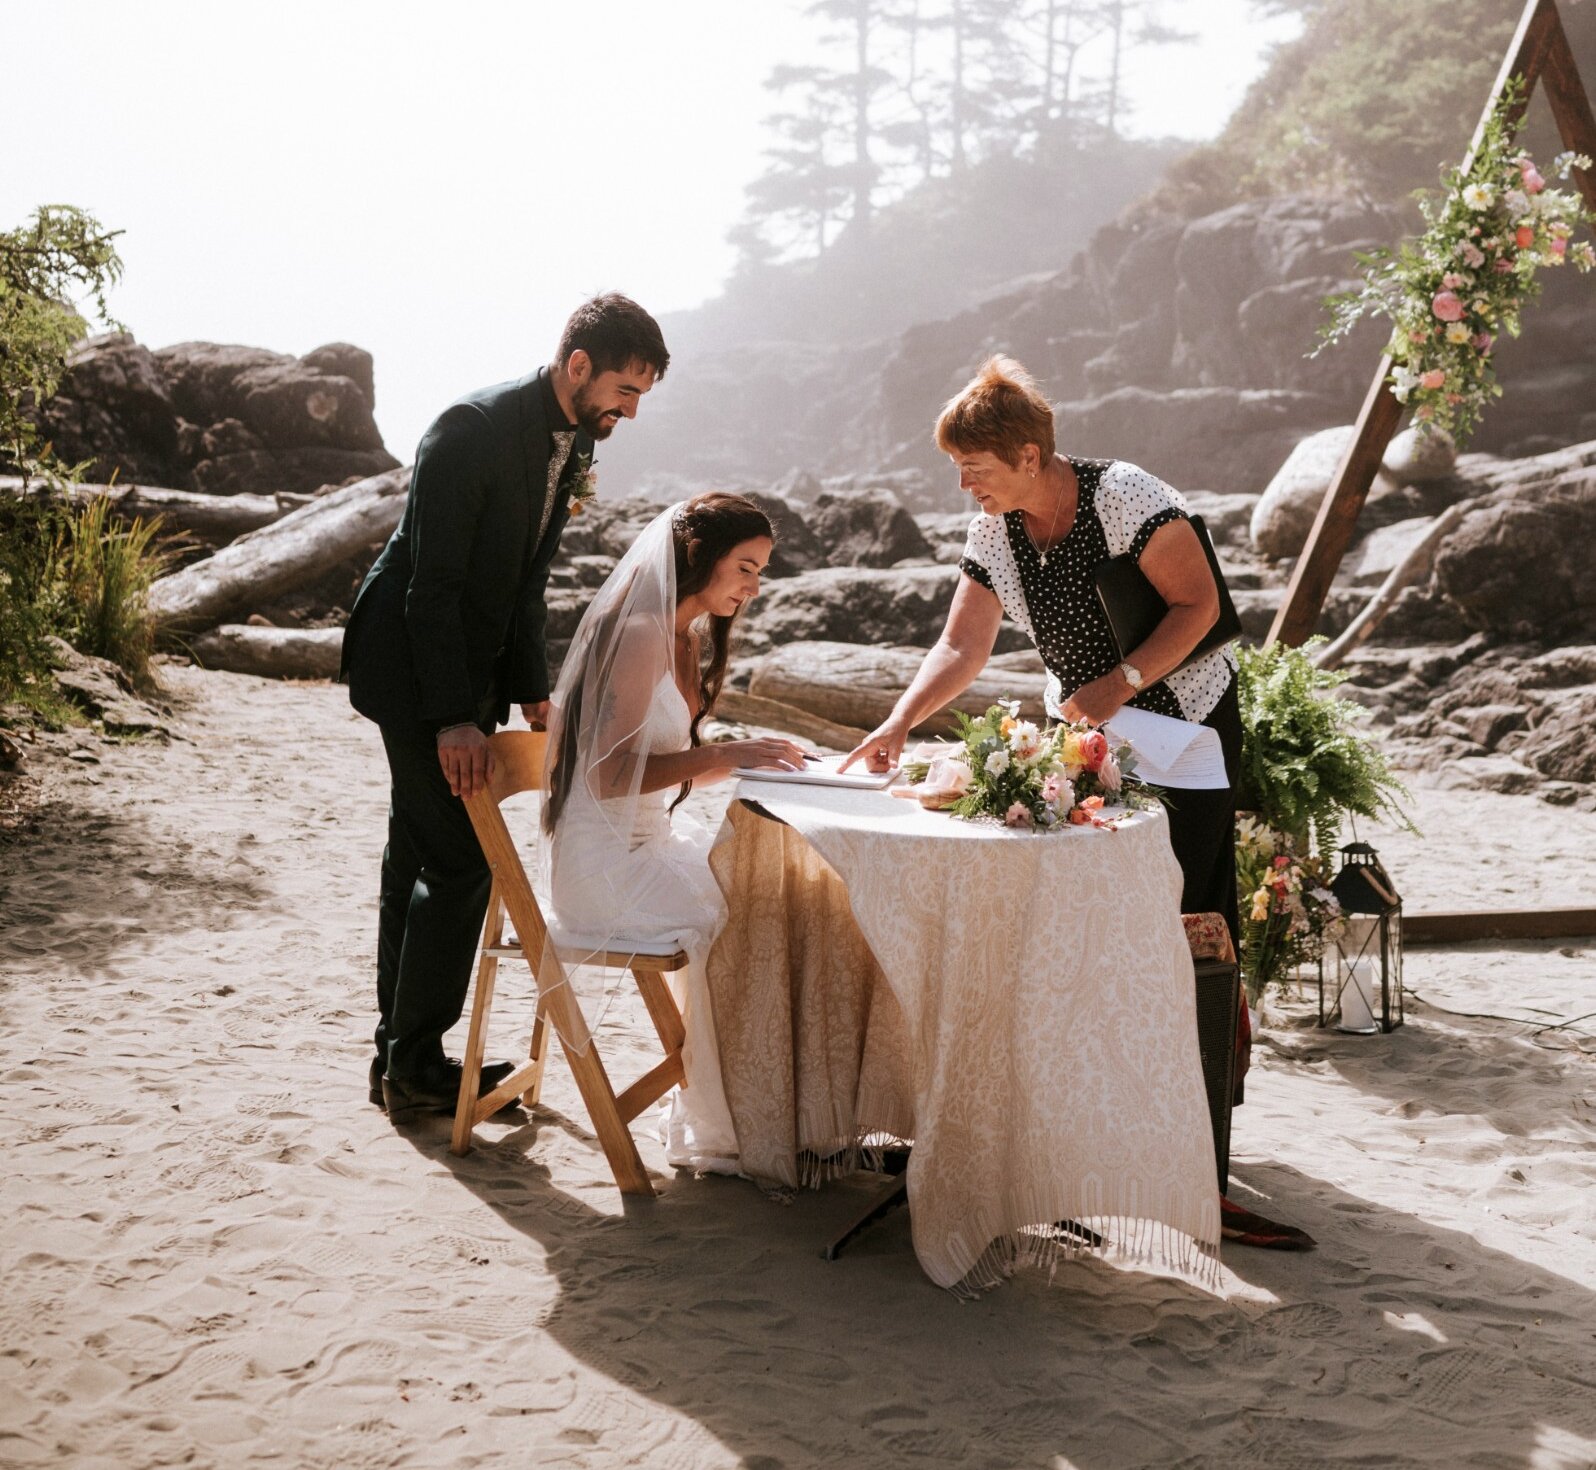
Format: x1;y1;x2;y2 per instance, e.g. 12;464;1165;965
935;356;1055;466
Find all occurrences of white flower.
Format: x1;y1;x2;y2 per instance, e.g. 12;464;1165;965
1504;188;1530;218
1007;720;1043;760
1460;182;1495;210
1390;363;1418;404
984;748;1010;777
1445;321;1471;344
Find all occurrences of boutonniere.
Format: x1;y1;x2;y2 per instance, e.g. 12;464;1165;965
568;453;597;515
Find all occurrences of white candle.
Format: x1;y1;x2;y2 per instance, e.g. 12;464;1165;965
1337;956;1379;1033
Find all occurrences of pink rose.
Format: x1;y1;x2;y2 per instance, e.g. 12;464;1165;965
1493;257;1515;274
1419;368;1446;390
1550;236;1568;259
1079;729;1109;773
1521;164;1545;194
1430;290;1465;322
1515;225;1535;250
1004;801;1034;829
1471;332;1494;354
1098;750;1122;794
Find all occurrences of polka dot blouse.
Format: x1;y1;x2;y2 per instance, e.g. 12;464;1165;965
959;458;1236;724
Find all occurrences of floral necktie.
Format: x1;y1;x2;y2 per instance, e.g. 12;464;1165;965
541;430;576;545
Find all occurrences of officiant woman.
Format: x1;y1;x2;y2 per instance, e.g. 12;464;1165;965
845;355;1242;941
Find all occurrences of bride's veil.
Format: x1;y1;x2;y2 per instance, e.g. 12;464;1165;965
534;503;683;1052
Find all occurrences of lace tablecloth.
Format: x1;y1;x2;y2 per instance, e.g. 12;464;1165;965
704;785;1221;1293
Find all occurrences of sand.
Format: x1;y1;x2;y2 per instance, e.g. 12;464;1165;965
2;663;1594;1470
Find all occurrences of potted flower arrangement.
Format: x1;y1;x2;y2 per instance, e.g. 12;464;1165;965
1234;640;1414;1000
1235;817;1344;1006
906;700;1150;831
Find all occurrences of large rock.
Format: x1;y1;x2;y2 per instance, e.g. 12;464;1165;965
1171;197;1395;398
1056;387;1341;504
1383;426;1457;483
808;487;931;568
1517;690;1596;784
24;334;399;497
1250;425;1400;560
744;492;824;577
30;334;184;486
1433;467;1596;641
44;637;167;734
737;565;961;654
155;341;385;453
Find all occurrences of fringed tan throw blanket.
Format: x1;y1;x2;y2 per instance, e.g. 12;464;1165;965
706;802;916;1188
706;789;1222;1294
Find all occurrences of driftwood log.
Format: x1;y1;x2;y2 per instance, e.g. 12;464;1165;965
1314;503;1467;671
147;466;409;633
0;475;297;544
715;689;868;750
187;624;345;680
748;641;1048;735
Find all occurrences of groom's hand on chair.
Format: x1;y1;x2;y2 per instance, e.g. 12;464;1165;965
437;725;495;800
520;700;551;731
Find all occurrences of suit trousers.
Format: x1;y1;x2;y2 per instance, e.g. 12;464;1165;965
1160;676;1243;950
375;723;493;1081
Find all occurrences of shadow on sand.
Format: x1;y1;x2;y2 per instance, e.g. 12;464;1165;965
396;1100;1596;1470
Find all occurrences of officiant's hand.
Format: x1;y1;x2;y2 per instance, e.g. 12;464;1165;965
521;700;551;731
437;725;495;799
840;718;910;774
1062;670;1133;726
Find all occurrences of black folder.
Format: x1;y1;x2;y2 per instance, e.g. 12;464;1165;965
1093;514;1241;673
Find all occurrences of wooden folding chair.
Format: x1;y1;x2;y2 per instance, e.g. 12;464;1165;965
450;731;689;1196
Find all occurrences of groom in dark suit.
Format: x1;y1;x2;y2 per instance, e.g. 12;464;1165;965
342;292;669;1120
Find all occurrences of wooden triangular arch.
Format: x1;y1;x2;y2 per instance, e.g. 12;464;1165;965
1268;0;1596;648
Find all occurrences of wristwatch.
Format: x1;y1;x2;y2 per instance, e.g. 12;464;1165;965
1118;659;1144;691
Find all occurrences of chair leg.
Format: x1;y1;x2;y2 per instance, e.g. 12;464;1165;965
523;997;551;1109
540;979;654;1197
451;887;505;1158
631;966;687;1058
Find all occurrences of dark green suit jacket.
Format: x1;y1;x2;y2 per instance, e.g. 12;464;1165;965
341;368;593;732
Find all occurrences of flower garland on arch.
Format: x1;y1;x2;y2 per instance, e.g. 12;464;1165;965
1319;79;1595;444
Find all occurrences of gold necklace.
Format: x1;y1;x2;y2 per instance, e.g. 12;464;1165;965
1025;461;1069;568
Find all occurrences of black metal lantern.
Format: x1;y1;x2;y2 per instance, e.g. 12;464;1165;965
1319;841;1404;1034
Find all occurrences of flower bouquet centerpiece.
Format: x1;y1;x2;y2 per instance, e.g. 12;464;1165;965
905;700;1150;831
1319;79;1595;444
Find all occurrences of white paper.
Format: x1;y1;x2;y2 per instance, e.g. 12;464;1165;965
732;753;899;790
1103;706;1228;790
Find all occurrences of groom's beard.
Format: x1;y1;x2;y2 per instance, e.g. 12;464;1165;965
571;384;620;440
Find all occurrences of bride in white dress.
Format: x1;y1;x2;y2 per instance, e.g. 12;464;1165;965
541;493;808;1172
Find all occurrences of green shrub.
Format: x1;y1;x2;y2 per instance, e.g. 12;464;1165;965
1235;638;1414;854
0;493;171;710
53;495;171;689
0;495;70;714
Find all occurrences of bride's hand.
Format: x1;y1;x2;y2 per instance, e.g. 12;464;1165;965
840;718;909;774
717;736;809;773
